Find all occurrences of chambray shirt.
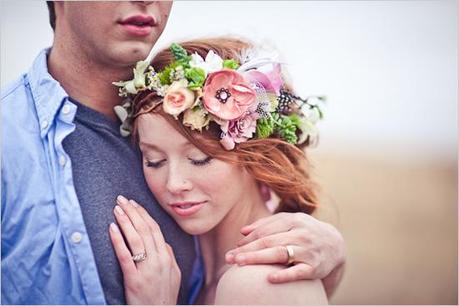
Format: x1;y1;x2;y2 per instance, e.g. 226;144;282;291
1;49;204;305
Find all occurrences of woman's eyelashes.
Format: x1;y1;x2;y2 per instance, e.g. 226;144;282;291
145;156;212;168
189;156;213;166
145;159;166;168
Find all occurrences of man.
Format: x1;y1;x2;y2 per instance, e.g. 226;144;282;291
1;1;345;304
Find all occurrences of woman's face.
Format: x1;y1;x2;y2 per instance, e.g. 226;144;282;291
137;113;254;235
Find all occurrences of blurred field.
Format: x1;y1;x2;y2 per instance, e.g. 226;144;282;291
310;152;457;304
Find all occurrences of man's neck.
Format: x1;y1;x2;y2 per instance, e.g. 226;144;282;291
47;44;132;121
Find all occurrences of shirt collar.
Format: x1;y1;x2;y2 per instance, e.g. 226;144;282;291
27;48;69;137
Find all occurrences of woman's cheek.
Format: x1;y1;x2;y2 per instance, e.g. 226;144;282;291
144;167;166;201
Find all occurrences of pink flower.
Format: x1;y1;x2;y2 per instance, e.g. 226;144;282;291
203;69;257;121
219;112;259;150
244;63;283;95
163;80;195;117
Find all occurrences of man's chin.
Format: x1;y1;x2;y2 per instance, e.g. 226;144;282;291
108;43;153;66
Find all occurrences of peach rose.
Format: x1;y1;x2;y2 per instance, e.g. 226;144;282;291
163;79;195;117
202;69;257;121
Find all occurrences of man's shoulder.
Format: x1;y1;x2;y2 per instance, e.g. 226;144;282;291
1;73;38;126
1;74;28;102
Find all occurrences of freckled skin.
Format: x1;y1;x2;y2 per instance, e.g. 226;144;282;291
137;113;256;235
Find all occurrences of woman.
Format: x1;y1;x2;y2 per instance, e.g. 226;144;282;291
110;38;329;304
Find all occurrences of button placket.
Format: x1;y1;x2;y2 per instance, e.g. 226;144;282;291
59;155;66;167
71;232;83;244
41;120;48;129
62;104;71;115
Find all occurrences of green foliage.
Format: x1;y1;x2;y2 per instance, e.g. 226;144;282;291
223;59;239;70
274;114;300;144
256;116;275;139
156;61;186;85
170;43;190;62
157;66;174;85
185;67;206;89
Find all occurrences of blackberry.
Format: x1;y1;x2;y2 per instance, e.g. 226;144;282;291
277;89;294;114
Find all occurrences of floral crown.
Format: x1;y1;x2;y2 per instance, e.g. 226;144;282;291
113;43;325;150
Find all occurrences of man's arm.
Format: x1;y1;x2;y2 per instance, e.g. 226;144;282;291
225;212;346;298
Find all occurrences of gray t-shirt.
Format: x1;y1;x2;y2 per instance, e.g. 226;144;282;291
62;100;195;304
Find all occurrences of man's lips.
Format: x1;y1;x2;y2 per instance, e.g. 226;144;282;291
119;15;156;27
118;15;156;37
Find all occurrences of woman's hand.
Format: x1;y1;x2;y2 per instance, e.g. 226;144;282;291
225;212;345;297
109;195;181;305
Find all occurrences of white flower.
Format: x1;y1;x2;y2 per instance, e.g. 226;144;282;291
189;50;223;75
297;117;318;145
302;106;321;124
183;107;210;131
237;47;280;72
113;60;150;95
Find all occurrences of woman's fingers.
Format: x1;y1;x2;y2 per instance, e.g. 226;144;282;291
230;246;293;266
166;243;181;275
239;214;282;235
109;222;137;276
114;196;156;262
227;231;298;263
267;263;315;283
237;214;295;246
111;197;181;305
131;200;169;255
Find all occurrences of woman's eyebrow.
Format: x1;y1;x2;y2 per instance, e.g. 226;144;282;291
139;140;192;152
139;141;162;152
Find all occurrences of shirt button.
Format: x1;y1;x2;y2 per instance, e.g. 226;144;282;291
71;232;83;244
62;104;71;115
59;155;66;167
41;120;48;129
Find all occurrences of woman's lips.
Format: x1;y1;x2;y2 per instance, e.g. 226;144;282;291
169;202;206;217
118;15;156;37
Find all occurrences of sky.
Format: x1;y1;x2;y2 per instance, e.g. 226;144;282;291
1;0;457;161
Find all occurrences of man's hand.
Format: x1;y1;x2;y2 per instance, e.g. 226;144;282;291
225;212;346;297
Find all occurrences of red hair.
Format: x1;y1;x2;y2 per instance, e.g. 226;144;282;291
133;37;319;214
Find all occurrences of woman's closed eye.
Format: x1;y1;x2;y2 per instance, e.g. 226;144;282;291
145;159;166;168
189;156;212;166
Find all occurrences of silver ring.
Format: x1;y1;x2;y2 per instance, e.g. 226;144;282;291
132;252;147;263
286;245;295;265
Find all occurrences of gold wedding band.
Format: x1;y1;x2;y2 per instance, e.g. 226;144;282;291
286;245;295;265
132;252;147;263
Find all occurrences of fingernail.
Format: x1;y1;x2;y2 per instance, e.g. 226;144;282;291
129;200;139;208
235;254;245;265
110;223;119;232
117;195;127;204
114;205;125;215
225;252;235;263
269;273;279;282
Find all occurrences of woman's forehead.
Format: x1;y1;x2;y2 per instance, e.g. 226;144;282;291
137;114;192;148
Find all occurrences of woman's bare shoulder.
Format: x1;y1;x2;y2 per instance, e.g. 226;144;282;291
215;264;328;305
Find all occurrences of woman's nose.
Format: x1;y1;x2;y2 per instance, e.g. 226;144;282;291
166;171;193;194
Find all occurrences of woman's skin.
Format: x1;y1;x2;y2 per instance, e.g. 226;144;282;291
109;113;328;304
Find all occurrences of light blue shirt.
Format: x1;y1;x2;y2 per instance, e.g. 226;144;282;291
1;49;204;305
